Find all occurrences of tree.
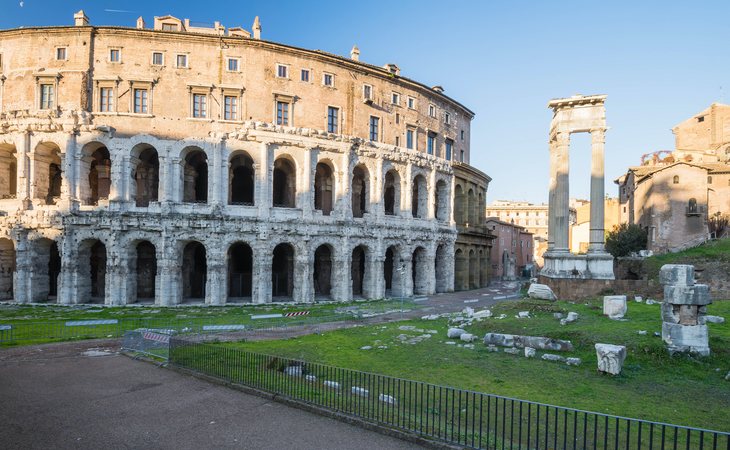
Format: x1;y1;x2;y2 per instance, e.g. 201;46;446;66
605;223;648;257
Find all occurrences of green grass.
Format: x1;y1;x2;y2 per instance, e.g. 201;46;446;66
0;298;419;346
219;298;730;431
645;238;730;279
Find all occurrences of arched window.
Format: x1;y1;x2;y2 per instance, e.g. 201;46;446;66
352;165;369;218
229;153;255;205
673;175;679;184
687;198;698;214
314;162;334;215
272;158;296;208
182;149;208;203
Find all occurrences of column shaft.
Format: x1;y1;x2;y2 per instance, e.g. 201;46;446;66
554;133;570;252
589;129;606;253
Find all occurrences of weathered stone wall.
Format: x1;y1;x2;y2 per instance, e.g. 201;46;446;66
538;275;662;301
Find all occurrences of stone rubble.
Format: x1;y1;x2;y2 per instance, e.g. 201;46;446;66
560;312;579;325
483;333;573;351
527;283;557;301
660;264;711;356
565;357;582;366
541;354;565;362
524;347;536;358
603;295;627;319
447;328;467;339
351;387;369;397
595;343;627;375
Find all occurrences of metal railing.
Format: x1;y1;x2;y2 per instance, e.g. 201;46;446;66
168;339;730;450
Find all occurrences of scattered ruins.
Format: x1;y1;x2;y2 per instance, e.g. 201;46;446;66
660;264;711;356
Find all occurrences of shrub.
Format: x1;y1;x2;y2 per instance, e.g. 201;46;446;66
605;223;648;257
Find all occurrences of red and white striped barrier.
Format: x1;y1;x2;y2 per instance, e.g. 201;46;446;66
143;331;170;344
284;311;310;317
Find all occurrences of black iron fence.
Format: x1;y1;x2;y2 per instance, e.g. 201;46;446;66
168;338;730;450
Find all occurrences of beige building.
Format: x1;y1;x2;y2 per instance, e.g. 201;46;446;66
615;103;730;253
0;11;488;305
569;197;620;253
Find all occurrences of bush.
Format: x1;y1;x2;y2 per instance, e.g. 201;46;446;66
605;223;647;257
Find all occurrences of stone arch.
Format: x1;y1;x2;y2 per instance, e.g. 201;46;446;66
352;164;370;218
313;244;334;299
412;246;428;295
383;244;404;297
383;169;401;216
131;143;159;207
228;241;253;301
80;141;111;205
435;244;449;293
182;241;206;301
273;157;297;208
182;147;208;203
0;238;14;300
454;184;465;225
435;179;449;222
468;248;479;289
467;188;476;225
454;248;468;291
0;143;17;199
229;151;255;205
314;161;335;215
77;239;107;304
351;244;368;297
272;243;295;299
132;240;157;302
33;141;63;205
31;237;61;302
412;174;428;218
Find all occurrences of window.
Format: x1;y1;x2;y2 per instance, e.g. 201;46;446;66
395;136;400;146
363;84;372;101
276;101;289;125
428;104;436;118
192;93;207;118
152;52;164;66
227;58;239;72
322;73;334;87
56;47;67;61
133;88;148;114
427;134;435;155
461;130;465;140
99;87;114;112
460;150;465;162
673;175;679;184
369;116;379;141
300;69;310;82
708;176;713;184
395;113;400;124
327;106;338;133
224;95;238;120
406;129;414;149
445;139;453;160
444;112;451;125
407;97;415;109
697;116;705;123
276;64;289;78
391;92;400;105
109;49;120;63
176;54;188;68
162;23;178;31
40;84;54;110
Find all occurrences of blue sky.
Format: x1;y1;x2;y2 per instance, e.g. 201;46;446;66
2;0;729;203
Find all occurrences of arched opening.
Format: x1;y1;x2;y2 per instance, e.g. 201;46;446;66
132;145;159;207
135;241;157;302
183;148;208;203
0;238;15;300
435;244;448;293
412;175;428;218
228;242;253;301
229;153;255;205
77;239;106;304
0;144;17;199
272;243;294;299
48;241;60;300
352;165;369;218
383;169;400;216
87;147;111;205
467;189;476;225
435;180;449;222
454;248;468;291
34;142;63;205
454;185;465;225
384;245;403;297
468;249;478;289
351;245;367;297
182;241;206;301
273;158;296;207
478;191;484;226
412;247;428;295
480;248;489;287
313;244;334;299
31;238;59;302
314;162;334;215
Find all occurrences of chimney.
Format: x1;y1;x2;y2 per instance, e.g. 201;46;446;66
252;16;261;39
136;16;145;29
350;45;360;61
74;10;90;27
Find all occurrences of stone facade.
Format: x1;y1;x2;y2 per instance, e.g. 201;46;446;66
0;12;486;305
615;103;730;253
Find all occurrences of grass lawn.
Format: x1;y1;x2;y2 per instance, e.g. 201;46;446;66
644;238;730;279
221;298;730;431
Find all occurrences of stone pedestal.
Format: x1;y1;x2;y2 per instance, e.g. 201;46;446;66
603;295;627;319
659;264;711;356
595;343;626;375
541;252;614;280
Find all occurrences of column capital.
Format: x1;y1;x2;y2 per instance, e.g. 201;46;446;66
554;131;570;146
590;128;607;143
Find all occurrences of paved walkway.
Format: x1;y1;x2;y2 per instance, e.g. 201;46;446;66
0;340;422;450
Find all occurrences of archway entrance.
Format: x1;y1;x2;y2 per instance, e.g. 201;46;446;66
133;146;159;207
314;163;334;215
0;238;15;300
412;247;428;295
228;242;253;301
182;241;206;301
229;153;255;205
272;243;294;299
135;241;157;302
272;158;296;207
313;244;333;299
183;149;208;203
351;245;366;297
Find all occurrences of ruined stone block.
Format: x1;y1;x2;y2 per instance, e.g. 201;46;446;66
659;264;694;287
603;295;627;319
595;343;627;375
527;283;556;301
663;284;711;306
662;322;710;356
